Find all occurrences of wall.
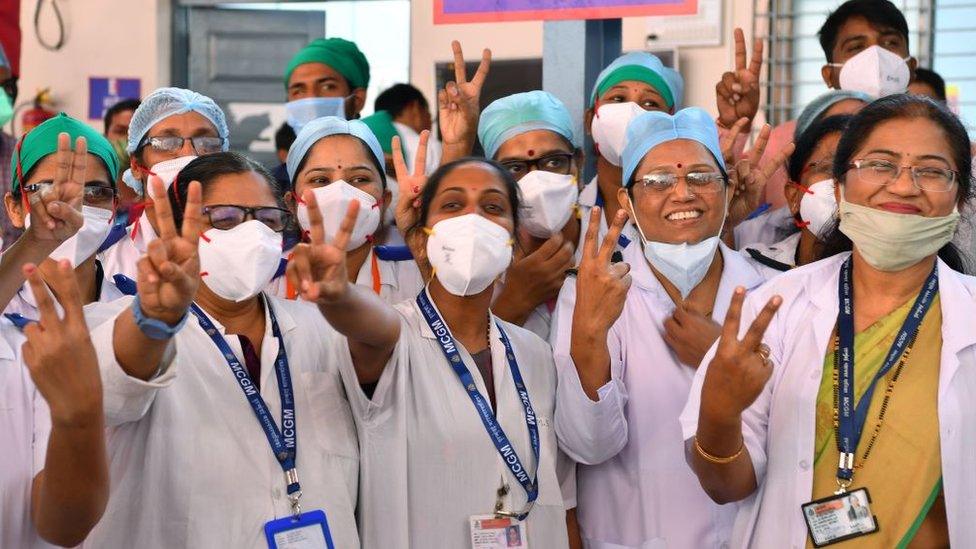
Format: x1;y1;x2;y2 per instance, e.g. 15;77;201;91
16;0;170;133
409;0;756;120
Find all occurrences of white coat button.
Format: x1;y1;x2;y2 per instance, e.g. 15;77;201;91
799;460;810;470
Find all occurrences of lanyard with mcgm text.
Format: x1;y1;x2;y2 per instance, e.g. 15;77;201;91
416;289;541;520
834;257;938;488
189;301;304;517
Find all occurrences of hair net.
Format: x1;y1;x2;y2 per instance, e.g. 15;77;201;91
478;91;577;159
286;116;384;184
284;38;370;91
126;87;229;154
794;90;873;139
591;52;684;110
361;110;399;155
621;107;724;187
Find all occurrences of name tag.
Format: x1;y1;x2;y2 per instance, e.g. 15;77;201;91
801;488;879;547
265;509;335;549
469;514;528;548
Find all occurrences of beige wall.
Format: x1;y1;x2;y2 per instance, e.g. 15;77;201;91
16;0;170;133
410;0;757;120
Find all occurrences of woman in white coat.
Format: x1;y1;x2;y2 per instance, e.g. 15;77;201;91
551;107;778;549
683;94;975;548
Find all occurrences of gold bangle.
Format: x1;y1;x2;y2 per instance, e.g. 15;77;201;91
694;436;744;464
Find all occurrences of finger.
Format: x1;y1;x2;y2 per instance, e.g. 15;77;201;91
414;130;430;177
672;304;688;324
451;40;467;83
28;191;56;231
304;189;327;246
46;259;85;326
437;88;449;115
721;117;749;159
331;200;361;251
715;77;734;101
741;295;783;350
287;246;314;290
470;48;492;90
748;124;772;166
23;263;60;329
534;233;565;261
180;180;203;248
69;136;89;199
734;28;747;71
607;261;631;278
761;143;795;181
53;132;72;185
137;255;161;288
581;207;601;260
598;209;629;264
721;286;747;343
749;36;764;77
150;176;178;241
147;238;171;275
391;135;409;182
720;72;738;103
663;316;680;337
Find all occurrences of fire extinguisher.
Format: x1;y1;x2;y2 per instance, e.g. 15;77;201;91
19;87;55;134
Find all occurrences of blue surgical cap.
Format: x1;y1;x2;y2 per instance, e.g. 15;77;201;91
622;107;725;187
286;116;385;184
590;52;684;110
126;87;230;154
478;91;577;159
794;90;873;140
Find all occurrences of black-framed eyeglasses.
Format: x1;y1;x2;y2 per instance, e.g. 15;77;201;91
23;182;117;207
139;135;226;155
202;205;292;232
847;159;958;192
635;172;727;193
500;152;575;178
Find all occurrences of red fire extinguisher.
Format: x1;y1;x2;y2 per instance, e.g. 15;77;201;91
20;87;55;134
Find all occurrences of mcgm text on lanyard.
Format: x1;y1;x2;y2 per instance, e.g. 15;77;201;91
834;257;938;492
416;289;541;520
189;302;304;517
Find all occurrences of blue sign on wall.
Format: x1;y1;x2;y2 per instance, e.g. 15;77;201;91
88;77;141;120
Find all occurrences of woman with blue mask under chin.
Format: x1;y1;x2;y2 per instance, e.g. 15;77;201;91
550;107;775;549
682;94;975;548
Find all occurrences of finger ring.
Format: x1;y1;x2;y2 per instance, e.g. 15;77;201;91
756;343;771;361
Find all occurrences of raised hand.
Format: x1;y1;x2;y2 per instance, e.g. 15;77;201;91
716;28;764;130
700;288;782;416
286;191;359;304
573;207;631;335
719;117;750;168
391;130;430;238
663;305;723;368
25;132;85;244
492;233;575;326
726;125;795;227
137;176;202;325
21;260;103;427
439;41;491;160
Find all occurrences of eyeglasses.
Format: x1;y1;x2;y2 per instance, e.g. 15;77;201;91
500;153;574;177
202;205;292;232
23;182;117;207
803;159;834;177
140;136;226;155
635;172;726;193
847;159;957;192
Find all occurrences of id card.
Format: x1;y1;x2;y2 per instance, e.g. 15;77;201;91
469;514;528;548
265;509;335;549
801;487;879;547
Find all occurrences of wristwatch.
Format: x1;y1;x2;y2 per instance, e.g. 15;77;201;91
131;295;188;340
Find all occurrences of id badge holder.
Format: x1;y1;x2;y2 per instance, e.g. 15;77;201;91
469;515;529;548
801;487;879;547
265;509;335;549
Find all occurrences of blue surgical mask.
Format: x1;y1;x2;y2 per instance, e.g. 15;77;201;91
286;96;347;131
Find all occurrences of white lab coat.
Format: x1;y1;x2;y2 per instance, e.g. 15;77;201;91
3;262;125;320
738;232;800;271
0;321;55;549
550;241;771;549
338;295;571;549
733;206;795;250
680;253;976;548
84;295;361;549
393;122;442;175
98;214;155;280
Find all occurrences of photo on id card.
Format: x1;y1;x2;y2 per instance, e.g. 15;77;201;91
469;515;528;548
801;488;879;547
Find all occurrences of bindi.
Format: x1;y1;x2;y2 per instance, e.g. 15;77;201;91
527;150;535;157
676;163;683;169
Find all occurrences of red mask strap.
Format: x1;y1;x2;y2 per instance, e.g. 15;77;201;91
790;181;814;195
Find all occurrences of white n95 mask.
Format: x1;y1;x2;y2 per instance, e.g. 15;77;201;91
198;220;283;302
296;180;382;250
518;171;579;238
146;155;198;199
798;179;838;239
830;45;909;98
590;102;645;167
286;97;347;132
426;213;513;296
25;205;114;266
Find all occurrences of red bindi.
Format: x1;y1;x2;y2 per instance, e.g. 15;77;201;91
527;150;535;157
676;163;683;169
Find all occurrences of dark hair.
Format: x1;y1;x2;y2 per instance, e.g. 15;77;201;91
375;84;428;119
293;134;387;191
912;67;947;102
410;157;520;234
103;98;142;135
275;122;296;153
169;151;284;231
787;114;853;183
817;0;910;62
820;94;973;272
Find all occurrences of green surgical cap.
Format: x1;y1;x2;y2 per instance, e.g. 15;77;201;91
478;91;577;159
284;38;371;91
11;113;120;194
590;52;683;109
361;110;400;155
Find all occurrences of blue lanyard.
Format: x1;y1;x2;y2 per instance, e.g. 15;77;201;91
189;300;304;514
835;257;938;481
416;289;540;520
